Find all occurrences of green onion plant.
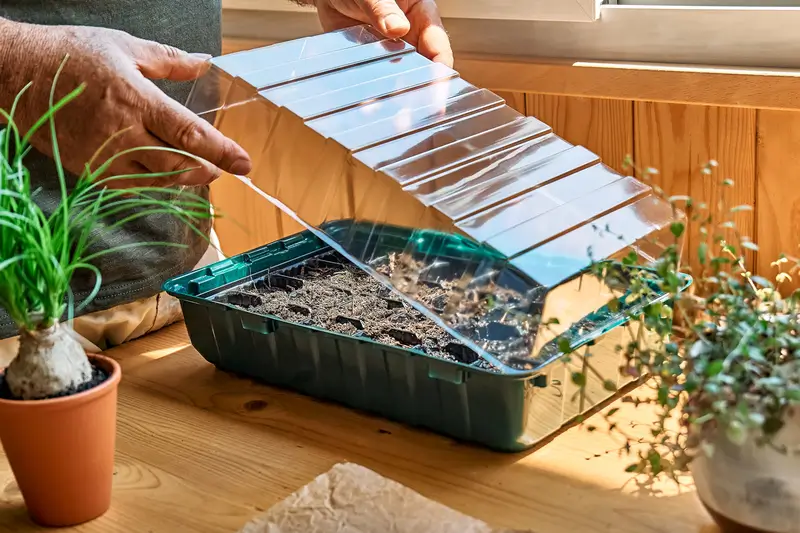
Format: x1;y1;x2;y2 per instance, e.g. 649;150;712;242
0;57;213;400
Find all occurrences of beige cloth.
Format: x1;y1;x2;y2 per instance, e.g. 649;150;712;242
0;229;224;366
239;463;532;533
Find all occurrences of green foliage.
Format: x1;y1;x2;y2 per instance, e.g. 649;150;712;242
573;156;800;483
0;58;212;332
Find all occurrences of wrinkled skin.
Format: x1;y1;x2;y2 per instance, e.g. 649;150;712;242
314;0;453;67
0;22;252;188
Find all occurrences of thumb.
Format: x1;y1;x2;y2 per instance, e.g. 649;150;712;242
357;0;411;38
134;40;212;82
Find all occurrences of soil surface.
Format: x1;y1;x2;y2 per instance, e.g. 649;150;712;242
216;254;498;370
376;252;544;366
0;364;109;401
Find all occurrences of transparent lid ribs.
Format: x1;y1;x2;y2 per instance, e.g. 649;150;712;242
188;26;687;373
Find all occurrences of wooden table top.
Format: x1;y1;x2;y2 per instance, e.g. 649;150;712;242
0;324;718;532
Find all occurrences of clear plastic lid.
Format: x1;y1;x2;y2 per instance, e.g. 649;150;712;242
381;115;552;186
186;25;386;117
329;89;504;150
214;25;384;77
309;77;476;138
191;26;687;373
262;53;435;109
354;106;533;170
404;134;573;206
239;39;413;98
456;163;634;242
428;145;600;220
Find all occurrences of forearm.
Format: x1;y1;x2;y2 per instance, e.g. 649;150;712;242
0;17;28;113
0;18;72;125
0;17;48;118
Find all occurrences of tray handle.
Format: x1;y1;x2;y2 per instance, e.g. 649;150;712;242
240;314;278;335
427;361;466;385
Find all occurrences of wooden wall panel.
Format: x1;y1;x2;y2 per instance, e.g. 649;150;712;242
211;173;283;257
525;95;634;174
755;110;800;292
495;91;526;115
633;103;757;276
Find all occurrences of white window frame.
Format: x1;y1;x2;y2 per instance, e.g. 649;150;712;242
447;5;800;68
433;0;601;22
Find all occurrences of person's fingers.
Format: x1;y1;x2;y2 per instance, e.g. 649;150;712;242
418;24;453;67
131;38;212;82
143;86;252;176
405;0;453;67
351;0;411;38
133;134;222;186
323;0;452;64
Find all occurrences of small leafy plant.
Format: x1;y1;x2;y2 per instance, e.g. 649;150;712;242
0;59;212;400
570;159;800;482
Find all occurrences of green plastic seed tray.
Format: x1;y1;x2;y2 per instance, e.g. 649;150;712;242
164;224;689;452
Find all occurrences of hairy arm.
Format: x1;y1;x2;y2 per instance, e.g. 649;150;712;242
0;17;43;114
0;16;251;186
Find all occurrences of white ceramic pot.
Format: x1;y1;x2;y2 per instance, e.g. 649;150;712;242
691;412;800;533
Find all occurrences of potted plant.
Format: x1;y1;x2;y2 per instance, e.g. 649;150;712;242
0;60;212;527
568;160;800;533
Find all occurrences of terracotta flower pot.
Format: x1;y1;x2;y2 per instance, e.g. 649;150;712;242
0;354;121;527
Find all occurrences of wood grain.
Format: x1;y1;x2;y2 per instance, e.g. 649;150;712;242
526;94;633;173
211;173;284;257
755;110;800;292
222;38;272;55
495;91;526;115
633;103;757;275
0;325;717;532
456;55;800;112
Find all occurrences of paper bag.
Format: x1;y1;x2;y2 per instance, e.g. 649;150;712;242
238;463;532;533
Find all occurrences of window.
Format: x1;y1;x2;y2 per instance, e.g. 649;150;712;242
435;0;600;22
443;2;800;68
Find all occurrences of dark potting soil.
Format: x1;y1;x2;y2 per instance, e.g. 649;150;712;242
216;255;499;371
0;364;109;401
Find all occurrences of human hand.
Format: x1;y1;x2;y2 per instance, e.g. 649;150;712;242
0;21;252;188
312;0;453;67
